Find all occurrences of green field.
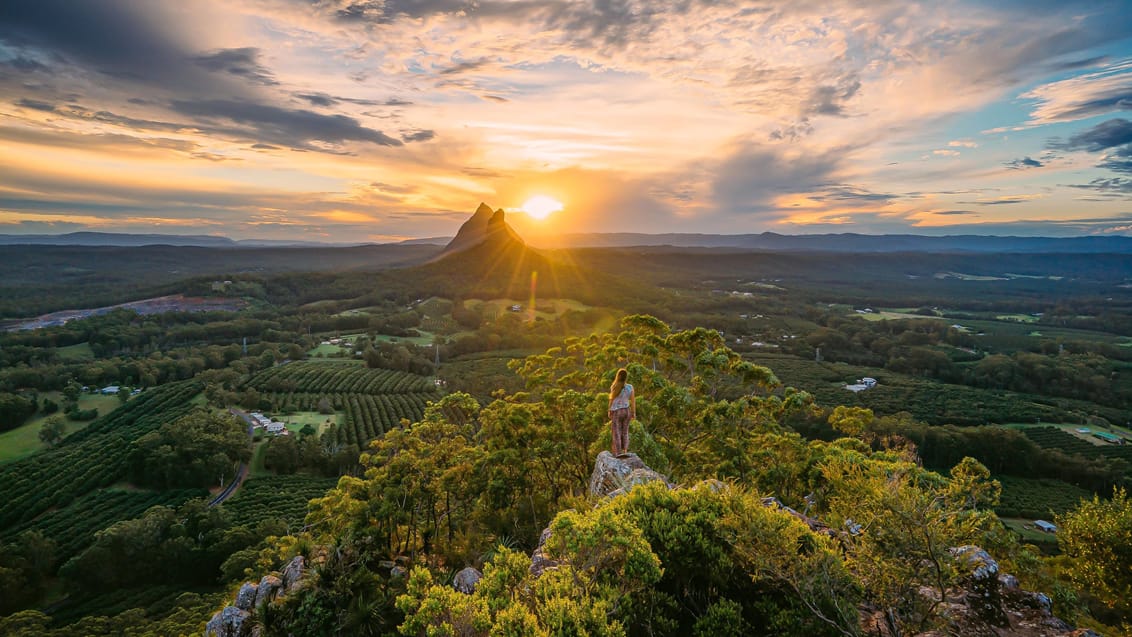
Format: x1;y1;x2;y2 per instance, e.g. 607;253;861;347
0;393;125;464
856;310;943;322
280;410;338;435
372;331;436;346
55;341;95;360
1000;517;1060;547
466;297;591;321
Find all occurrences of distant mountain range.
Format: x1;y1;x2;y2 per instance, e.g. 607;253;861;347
3;227;1132;253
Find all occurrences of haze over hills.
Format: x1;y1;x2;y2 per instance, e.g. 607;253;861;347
5;226;1132;253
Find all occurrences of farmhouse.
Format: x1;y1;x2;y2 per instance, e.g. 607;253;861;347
265;421;286;434
99;385;120;395
1034;520;1057;533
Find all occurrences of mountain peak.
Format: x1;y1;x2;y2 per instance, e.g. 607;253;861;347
434;203;524;260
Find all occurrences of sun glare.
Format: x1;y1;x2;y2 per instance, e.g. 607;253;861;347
521;195;564;220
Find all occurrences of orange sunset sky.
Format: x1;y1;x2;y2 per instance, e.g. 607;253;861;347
2;0;1132;243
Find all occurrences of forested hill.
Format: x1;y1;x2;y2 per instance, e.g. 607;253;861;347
196;316;1126;637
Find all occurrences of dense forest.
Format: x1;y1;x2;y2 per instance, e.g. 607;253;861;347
1;239;1131;635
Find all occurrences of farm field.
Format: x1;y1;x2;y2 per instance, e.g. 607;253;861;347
0;392;125;464
1000;518;1060;549
244;362;438;450
0;380;202;529
995;475;1093;519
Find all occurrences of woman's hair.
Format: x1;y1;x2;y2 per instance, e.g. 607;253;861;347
609;368;628;399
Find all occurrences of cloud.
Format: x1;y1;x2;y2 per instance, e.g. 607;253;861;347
1005;156;1043;169
933;210;976;215
401;129;436;142
193;47;278;86
1054;118;1132;151
169;99;403;149
1068;177;1132;193
14;98;55;111
711;142;844;215
1022;58;1132;124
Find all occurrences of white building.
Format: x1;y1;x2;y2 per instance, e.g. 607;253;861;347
1034;520;1057;533
265;421;286;434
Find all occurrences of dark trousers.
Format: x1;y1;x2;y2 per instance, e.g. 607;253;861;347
610;408;631;454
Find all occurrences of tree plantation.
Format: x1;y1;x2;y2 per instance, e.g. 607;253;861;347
1;236;1131;635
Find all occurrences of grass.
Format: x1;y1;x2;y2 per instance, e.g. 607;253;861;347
250;440;270;476
308;343;349;356
994;313;1040;323
1000;518;1059;547
0;393;125;463
372;331;436;346
279;410;338;435
466;297;591;322
55;341;94;360
856;310;944;322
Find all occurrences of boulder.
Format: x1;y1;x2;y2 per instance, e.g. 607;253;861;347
254;574;282;608
453;567;483;594
205;606;251;637
282;555;305;592
529;527;558;578
234;582;258;611
588;451;668;498
951;545;1007;628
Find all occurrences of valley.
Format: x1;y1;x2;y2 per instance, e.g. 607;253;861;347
1;209;1131;635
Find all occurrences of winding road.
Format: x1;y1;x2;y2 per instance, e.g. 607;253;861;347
208;408;255;507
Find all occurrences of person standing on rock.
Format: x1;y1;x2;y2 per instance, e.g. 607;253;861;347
608;368;635;456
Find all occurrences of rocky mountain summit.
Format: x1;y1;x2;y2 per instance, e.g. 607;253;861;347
206;453;1102;636
431;202;524;261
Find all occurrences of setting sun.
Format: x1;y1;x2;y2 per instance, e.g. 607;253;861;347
520;196;564;220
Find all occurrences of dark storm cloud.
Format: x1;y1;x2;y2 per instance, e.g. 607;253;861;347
170;98;403;148
933;210;976;216
1005;157;1043;169
193;47;278;86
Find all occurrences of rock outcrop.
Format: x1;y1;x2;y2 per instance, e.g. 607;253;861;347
205;606;251;637
588;451;669;498
432;203;525;261
453;567;483;594
206;555;308;637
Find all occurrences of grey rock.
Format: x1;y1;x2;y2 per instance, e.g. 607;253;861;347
529;527;557;578
997;573;1019;590
951;545;999;580
453;567;483;594
235;582;258;611
254;574;282;608
1033;592;1052;612
205;606;251;637
390;565;408;579
588;451;667;498
282;555;305;592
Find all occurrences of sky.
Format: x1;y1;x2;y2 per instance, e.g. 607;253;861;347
2;0;1132;243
